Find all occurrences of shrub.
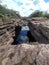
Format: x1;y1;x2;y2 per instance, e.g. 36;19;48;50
0;13;4;18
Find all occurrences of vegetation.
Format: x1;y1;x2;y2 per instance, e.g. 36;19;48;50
29;10;49;18
0;4;49;18
0;13;4;18
44;13;49;18
0;4;20;18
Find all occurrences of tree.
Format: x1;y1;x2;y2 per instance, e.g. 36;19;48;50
0;4;20;18
29;10;43;17
43;12;49;18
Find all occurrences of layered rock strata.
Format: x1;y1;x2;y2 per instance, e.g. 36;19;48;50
28;19;49;44
0;18;21;45
0;18;49;65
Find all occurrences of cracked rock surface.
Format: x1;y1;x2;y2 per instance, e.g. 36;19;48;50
0;18;49;65
0;44;49;65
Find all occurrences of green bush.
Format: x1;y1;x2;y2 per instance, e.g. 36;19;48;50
29;10;43;17
0;4;20;18
0;13;4;18
29;10;49;18
44;13;49;18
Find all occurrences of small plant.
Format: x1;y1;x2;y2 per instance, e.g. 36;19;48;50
0;13;4;18
44;14;49;18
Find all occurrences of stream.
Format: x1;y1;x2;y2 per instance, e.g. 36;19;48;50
16;26;29;43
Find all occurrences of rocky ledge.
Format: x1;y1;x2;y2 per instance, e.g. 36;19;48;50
28;18;49;44
0;44;49;65
0;18;21;45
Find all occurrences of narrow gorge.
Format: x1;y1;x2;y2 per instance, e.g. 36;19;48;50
0;17;49;65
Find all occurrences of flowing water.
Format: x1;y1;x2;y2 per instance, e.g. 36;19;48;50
16;26;29;43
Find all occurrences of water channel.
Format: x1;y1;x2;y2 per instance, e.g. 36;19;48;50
16;26;29;43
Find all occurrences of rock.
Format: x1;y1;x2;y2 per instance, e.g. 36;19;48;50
0;44;38;65
0;18;3;25
1;18;49;65
0;31;13;46
0;18;18;45
36;45;49;65
28;20;49;44
0;44;49;65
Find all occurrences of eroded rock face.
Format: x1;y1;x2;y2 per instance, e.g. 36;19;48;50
0;31;13;46
36;45;49;65
28;19;49;44
0;18;15;45
1;18;49;65
0;18;21;45
0;44;49;65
